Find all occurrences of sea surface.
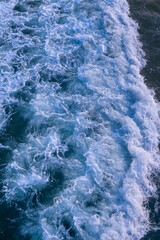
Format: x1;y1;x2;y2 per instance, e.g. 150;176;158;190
128;0;160;239
0;0;159;239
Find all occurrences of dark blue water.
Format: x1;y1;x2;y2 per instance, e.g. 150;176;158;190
0;0;159;239
128;0;160;239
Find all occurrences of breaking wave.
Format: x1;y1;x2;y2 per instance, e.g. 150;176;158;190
0;0;159;239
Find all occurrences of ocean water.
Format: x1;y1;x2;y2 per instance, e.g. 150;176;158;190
128;0;160;101
0;0;159;239
128;0;160;239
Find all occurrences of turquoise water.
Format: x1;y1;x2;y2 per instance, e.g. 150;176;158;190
0;0;159;239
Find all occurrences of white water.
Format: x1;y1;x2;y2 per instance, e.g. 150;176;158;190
0;0;159;239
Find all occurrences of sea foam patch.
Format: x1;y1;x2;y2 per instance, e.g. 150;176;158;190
0;0;159;239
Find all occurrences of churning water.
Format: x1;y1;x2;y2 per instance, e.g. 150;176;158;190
0;0;159;239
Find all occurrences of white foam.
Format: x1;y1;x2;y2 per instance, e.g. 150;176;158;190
0;0;160;239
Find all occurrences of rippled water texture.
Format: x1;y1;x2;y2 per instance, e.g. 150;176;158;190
0;0;159;239
128;0;160;239
128;0;160;100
